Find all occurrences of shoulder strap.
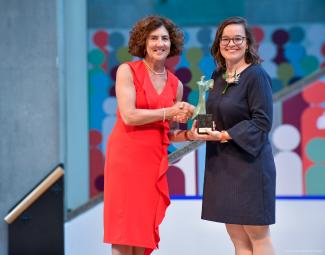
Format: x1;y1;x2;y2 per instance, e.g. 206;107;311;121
127;60;146;90
167;70;179;101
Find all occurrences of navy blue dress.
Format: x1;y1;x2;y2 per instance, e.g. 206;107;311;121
201;64;276;225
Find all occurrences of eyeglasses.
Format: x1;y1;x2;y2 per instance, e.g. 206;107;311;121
220;36;246;46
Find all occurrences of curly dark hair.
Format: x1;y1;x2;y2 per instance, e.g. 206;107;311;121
128;15;184;58
211;16;261;70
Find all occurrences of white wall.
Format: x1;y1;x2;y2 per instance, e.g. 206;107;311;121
65;199;325;255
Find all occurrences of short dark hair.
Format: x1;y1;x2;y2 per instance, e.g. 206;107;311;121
211;16;261;69
128;15;184;58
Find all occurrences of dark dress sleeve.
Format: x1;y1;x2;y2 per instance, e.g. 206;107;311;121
227;67;273;157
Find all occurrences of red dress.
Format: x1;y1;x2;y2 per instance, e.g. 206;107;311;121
103;60;179;254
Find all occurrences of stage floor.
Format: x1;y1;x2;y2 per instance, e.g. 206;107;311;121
65;199;325;255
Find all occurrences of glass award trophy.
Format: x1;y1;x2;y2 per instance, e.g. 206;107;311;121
192;76;214;134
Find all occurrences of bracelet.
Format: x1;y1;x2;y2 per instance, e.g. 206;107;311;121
162;108;166;122
220;130;228;143
184;130;193;141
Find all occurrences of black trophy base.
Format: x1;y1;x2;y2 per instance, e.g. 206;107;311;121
197;114;213;134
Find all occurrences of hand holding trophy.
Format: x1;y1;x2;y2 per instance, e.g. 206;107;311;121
192;76;214;134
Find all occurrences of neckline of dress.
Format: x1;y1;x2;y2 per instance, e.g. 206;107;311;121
143;60;166;75
225;63;253;78
143;61;169;96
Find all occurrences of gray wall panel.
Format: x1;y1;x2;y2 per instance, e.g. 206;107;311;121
0;0;59;254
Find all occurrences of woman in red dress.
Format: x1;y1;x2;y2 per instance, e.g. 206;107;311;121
103;16;194;255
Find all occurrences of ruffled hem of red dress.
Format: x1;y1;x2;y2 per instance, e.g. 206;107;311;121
144;127;170;255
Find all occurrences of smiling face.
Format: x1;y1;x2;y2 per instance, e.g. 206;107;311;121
145;25;171;62
220;24;248;66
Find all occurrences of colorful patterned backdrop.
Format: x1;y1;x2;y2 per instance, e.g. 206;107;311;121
88;23;325;198
272;75;325;196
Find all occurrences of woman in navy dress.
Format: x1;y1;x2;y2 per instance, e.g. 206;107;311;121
186;17;276;254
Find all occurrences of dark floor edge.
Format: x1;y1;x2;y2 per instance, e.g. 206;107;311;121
66;194;325;221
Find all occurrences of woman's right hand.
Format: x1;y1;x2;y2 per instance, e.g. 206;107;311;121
169;102;195;123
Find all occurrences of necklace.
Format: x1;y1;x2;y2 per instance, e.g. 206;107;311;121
143;60;166;75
